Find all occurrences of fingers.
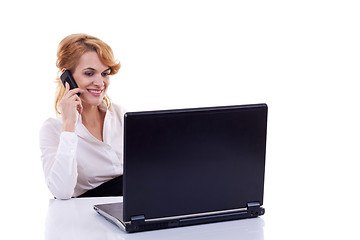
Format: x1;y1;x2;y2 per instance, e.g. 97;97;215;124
60;85;82;108
68;93;81;102
72;88;85;95
63;82;70;97
59;83;84;129
65;81;70;90
77;100;83;115
63;84;84;98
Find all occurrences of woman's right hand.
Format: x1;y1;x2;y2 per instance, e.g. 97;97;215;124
59;82;84;132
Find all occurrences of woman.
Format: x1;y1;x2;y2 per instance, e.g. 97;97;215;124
39;34;125;199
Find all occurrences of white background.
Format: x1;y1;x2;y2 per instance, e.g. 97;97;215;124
1;0;359;239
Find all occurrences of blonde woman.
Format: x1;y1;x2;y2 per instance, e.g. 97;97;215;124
40;34;125;199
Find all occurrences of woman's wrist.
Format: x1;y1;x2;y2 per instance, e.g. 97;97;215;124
62;120;76;132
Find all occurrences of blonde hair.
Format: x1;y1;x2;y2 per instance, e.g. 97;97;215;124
55;34;121;114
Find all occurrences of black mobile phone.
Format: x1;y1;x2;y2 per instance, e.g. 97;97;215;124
60;70;80;96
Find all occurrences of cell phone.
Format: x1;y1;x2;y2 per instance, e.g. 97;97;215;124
60;70;81;96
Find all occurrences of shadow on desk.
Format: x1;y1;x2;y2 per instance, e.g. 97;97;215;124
45;197;264;240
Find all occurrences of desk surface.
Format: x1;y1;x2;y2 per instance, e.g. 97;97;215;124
45;195;360;240
45;197;264;240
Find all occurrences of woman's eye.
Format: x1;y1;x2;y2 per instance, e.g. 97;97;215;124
102;72;110;77
85;72;94;76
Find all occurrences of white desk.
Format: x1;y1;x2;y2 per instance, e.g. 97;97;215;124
45;197;264;240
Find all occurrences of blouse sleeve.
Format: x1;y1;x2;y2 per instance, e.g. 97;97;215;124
39;119;78;199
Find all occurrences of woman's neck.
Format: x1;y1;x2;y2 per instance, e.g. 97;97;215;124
81;102;106;125
80;103;106;141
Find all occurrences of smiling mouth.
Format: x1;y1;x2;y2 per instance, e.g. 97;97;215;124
87;89;103;96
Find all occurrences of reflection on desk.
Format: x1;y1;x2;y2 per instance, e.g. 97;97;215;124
45;197;264;240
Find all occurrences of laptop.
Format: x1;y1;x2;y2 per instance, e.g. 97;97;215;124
94;103;268;233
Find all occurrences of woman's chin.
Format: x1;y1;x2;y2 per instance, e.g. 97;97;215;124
81;97;104;107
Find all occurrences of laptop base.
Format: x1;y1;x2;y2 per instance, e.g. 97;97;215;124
94;201;264;233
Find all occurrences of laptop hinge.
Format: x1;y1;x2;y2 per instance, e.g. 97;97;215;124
130;215;145;225
247;202;264;217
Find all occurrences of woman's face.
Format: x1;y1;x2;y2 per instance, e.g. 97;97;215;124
72;51;111;107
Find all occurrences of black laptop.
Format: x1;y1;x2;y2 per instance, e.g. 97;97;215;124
94;103;268;233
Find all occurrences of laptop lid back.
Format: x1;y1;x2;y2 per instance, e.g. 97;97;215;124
123;104;267;222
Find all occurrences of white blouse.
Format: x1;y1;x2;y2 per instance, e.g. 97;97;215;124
39;103;125;199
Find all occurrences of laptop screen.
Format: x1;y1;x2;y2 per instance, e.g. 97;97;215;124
122;104;267;222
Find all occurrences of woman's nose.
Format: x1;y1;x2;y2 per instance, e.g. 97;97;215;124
93;75;104;87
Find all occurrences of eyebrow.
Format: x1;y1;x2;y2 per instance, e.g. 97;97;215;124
83;67;111;72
